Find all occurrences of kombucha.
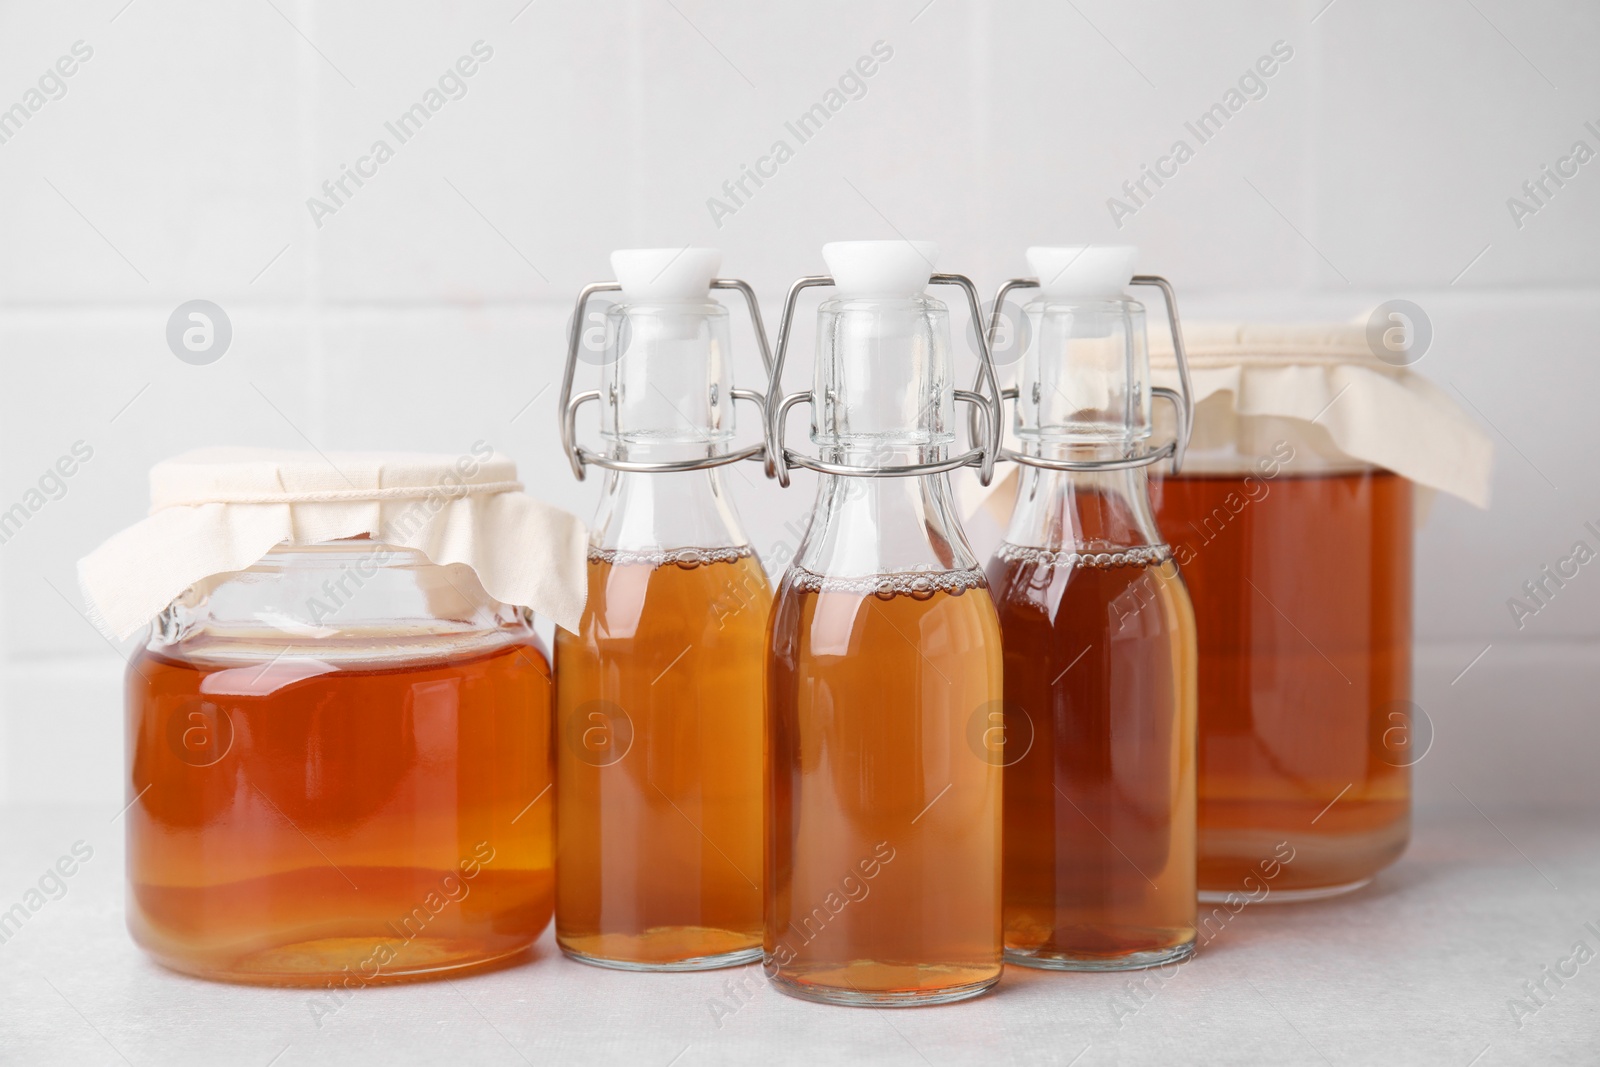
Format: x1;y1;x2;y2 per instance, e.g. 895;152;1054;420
766;570;1004;1005
126;634;553;985
987;544;1197;966
1151;468;1412;894
554;547;768;968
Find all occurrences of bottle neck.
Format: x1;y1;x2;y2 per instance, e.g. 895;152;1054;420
589;467;751;556
792;291;977;579
1002;441;1165;555
601;299;735;464
792;471;980;578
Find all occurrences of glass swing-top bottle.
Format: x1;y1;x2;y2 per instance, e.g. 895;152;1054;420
986;246;1198;969
554;248;774;970
763;241;1006;1005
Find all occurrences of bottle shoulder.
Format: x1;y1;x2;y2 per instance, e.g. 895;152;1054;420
987;546;1194;634
586;468;755;554
563;550;773;648
767;571;1001;668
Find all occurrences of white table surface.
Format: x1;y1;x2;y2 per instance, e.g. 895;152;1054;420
1;805;1595;1066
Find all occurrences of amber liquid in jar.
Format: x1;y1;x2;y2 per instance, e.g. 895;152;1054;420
127;636;554;985
554;547;769;969
987;543;1197;967
1151;468;1413;895
766;570;1003;1005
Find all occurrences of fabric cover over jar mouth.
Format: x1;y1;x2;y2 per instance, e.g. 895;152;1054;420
78;447;588;640
1145;320;1492;502
964;317;1494;522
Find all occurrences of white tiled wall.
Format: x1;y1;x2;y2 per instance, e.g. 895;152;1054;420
0;0;1595;812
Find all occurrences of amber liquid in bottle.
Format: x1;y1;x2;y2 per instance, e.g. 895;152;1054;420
555;547;770;968
1151;468;1412;895
988;540;1197;967
127;638;553;985
766;570;1004;1003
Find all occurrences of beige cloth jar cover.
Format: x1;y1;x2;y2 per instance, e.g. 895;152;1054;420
79;447;588;640
965;318;1494;518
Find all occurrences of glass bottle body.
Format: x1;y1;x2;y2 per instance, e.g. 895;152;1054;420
1151;441;1412;898
554;467;769;969
125;541;553;985
766;546;1003;1005
988;459;1197;968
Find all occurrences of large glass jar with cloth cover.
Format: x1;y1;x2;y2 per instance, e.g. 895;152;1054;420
1145;322;1492;899
79;448;586;985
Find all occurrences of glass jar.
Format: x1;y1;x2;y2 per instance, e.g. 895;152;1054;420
126;538;554;984
1151;415;1413;899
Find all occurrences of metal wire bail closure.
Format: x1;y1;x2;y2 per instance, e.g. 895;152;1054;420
764;272;1004;489
987;273;1195;474
557;278;775;480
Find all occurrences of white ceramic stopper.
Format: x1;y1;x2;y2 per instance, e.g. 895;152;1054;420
610;247;721;302
1027;245;1139;299
822;240;938;299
